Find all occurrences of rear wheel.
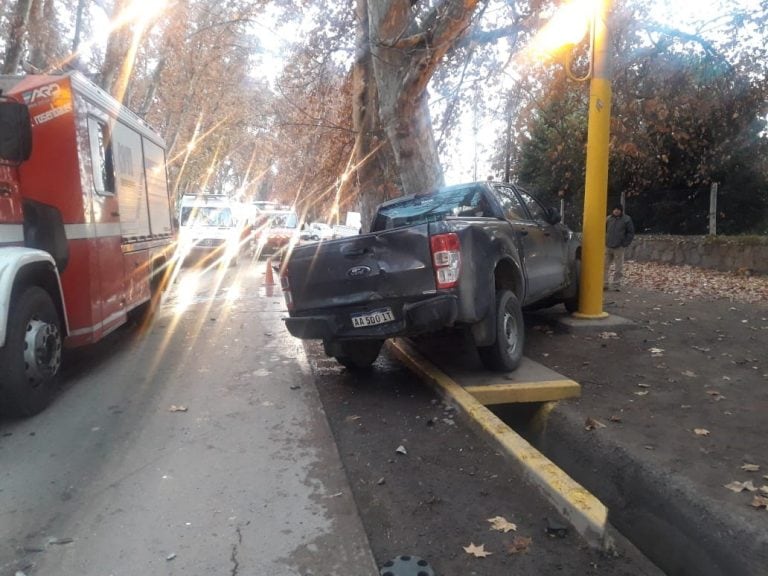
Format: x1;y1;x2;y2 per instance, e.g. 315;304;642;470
0;287;63;417
325;339;384;371
477;289;524;372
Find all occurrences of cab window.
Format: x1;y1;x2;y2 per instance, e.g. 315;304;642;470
494;186;528;221
515;187;548;222
88;117;115;196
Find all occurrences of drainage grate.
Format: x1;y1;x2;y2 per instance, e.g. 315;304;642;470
379;555;435;576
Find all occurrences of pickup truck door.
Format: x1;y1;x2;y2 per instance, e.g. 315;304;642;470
514;186;567;295
492;185;565;302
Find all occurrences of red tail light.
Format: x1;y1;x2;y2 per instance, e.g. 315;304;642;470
430;233;461;289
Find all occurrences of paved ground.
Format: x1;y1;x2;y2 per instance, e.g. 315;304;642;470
305;343;661;576
0;262;376;576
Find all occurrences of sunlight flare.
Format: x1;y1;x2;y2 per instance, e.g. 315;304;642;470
528;0;595;58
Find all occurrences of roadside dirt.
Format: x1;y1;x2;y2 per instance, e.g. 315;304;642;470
524;262;767;510
306;344;661;575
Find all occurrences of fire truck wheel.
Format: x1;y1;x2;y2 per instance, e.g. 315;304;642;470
0;287;62;417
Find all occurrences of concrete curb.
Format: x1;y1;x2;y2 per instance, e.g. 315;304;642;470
532;404;768;576
388;338;612;551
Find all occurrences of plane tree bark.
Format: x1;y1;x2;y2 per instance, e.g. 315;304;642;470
1;0;33;74
353;0;480;218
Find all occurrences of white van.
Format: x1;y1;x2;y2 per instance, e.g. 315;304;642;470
178;194;248;265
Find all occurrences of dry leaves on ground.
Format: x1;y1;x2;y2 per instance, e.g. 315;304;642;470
487;516;517;533
168;405;188;412
750;496;768;510
741;464;761;472
507;536;533;555
463;543;492;558
693;428;710;436
585;417;606;431
724;480;757;493
623;262;768;304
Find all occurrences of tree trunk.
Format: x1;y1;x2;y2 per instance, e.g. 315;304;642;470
100;0;133;94
365;0;480;196
352;0;399;231
2;0;34;74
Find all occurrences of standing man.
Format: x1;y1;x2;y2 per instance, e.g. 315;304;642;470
605;204;635;291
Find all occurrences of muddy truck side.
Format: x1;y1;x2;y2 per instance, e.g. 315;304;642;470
281;181;580;371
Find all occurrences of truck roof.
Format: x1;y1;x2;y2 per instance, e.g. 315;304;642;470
0;72;165;148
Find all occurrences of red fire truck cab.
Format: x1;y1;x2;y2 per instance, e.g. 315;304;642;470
0;72;175;416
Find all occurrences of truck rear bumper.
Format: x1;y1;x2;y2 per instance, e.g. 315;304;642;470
284;294;458;341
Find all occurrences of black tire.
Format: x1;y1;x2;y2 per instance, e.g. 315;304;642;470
563;259;581;313
0;287;63;417
328;340;383;371
477;289;525;372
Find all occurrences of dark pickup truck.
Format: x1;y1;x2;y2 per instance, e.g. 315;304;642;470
281;181;580;371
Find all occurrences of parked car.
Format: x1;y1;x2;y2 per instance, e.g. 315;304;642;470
300;222;335;242
253;210;300;255
280;181;580;371
178;194;248;265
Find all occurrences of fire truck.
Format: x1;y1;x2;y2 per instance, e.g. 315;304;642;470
0;72;176;417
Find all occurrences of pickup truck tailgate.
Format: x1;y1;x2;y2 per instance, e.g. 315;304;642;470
286;224;436;312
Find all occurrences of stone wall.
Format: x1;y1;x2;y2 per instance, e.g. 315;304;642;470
625;235;768;274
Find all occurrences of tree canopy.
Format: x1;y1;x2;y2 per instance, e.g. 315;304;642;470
1;0;766;233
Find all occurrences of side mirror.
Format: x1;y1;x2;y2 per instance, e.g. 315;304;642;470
0;100;32;163
544;207;561;225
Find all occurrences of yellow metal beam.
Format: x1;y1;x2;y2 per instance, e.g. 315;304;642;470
464;379;581;406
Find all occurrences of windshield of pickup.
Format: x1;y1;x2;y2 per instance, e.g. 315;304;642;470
181;206;235;227
372;185;488;231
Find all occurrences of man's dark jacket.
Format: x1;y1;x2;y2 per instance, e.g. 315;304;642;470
606;213;635;249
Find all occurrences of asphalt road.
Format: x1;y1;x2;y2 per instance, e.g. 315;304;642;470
1;257;664;576
0;259;375;576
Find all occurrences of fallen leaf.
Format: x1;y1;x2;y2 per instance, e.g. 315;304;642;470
584;417;606;431
598;331;619;339
750;496;768;510
168;405;188;412
724;480;757;493
682;370;697;378
609;415;622;423
649;347;665;357
637;382;651;388
741;464;760;472
345;415;361;422
693;428;710;436
487;516;517;533
463;542;492;558
706;390;725;400
759;486;768;495
634;390;649;396
395;445;408;455
507;536;533;555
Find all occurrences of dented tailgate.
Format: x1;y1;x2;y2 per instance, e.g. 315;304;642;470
287;224;436;313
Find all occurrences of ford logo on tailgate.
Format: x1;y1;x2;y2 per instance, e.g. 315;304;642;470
347;265;371;278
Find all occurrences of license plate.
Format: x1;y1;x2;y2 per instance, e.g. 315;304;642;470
351;308;395;328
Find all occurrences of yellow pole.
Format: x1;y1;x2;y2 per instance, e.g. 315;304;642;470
574;0;611;319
